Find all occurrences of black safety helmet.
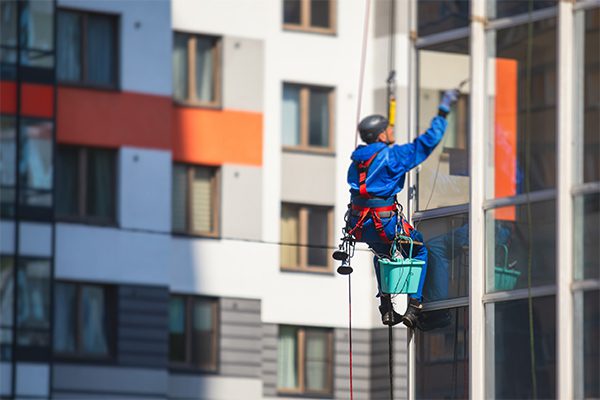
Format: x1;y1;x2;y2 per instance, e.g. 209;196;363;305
358;114;389;144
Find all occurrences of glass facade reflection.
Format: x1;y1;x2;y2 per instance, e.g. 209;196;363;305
418;39;470;210
417;213;469;302
417;1;469;37
487;0;556;20
490;296;556;399
486;201;556;292
574;193;600;281
416;307;468;399
486;18;557;198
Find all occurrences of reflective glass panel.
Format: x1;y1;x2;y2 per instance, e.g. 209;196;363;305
169;296;186;363
489;296;556;399
173;33;189;101
310;0;330;28
307;207;329;267
416;306;468;399
417;0;469;37
17;258;50;346
0;1;17;47
86;14;116;87
190;166;214;234
53;282;76;354
283;0;301;25
195;36;215;103
486;19;557;199
487;0;556;20
574;290;600;399
278;326;299;389
19;119;53;208
418;39;469;210
1;116;16;217
56;146;79;217
81;285;108;355
20;0;53;51
57;11;81;82
575;8;600;183
486;200;555;292
282;84;301;146
0;257;12;361
574;193;599;281
86;148;115;220
308;87;330;148
417;213;469;302
305;328;331;392
280;203;300;267
191;298;215;369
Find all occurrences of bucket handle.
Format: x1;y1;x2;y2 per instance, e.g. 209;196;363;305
392;235;414;259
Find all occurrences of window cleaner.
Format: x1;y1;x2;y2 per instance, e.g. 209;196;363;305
334;86;461;328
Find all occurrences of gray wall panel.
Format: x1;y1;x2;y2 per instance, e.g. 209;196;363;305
117;285;169;369
223;37;264;112
281;152;336;206
221;165;262;241
261;323;278;397
219;297;261;379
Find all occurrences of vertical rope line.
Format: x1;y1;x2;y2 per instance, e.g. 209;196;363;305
354;0;372;148
348;274;354;400
524;0;537;397
389;325;394;400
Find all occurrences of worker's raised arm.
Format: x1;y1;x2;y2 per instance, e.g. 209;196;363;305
389;89;458;173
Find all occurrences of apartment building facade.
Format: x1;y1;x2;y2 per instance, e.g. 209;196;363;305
0;0;597;399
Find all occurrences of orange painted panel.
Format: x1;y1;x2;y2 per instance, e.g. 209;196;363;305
57;87;172;150
21;83;54;118
173;107;263;166
0;81;17;114
494;58;518;221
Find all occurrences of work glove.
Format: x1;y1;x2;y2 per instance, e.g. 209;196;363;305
438;89;460;113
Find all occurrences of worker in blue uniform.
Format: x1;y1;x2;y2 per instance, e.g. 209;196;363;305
346;88;459;328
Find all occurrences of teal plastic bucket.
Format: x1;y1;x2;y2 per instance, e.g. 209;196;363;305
379;257;425;294
494;267;521;291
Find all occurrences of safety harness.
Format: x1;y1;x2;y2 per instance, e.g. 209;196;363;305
346;150;412;243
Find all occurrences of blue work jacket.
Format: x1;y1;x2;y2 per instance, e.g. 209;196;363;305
347;115;448;199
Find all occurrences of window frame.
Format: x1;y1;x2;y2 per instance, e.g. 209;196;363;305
172;31;222;108
52;281;116;362
57;8;120;90
277;325;334;396
169;295;219;373
280;203;334;273
282;0;337;35
172;163;221;238
281;83;335;153
56;145;117;226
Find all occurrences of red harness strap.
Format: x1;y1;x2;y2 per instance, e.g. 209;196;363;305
348;204;396;243
357;152;380;198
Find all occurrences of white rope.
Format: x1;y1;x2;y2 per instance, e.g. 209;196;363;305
354;0;372;148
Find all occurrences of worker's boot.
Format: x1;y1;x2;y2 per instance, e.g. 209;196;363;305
402;297;423;329
378;295;402;326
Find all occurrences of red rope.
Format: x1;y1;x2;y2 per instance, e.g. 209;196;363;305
348;274;354;400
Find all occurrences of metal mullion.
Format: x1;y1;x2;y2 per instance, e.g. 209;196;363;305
188;36;197;103
300;87;309;147
485;6;557;31
301;0;310;29
415;27;470;49
469;1;487;399
482;188;556;210
413;203;469;221
299;207;308;269
571;181;600;196
571;279;600;292
298;328;306;393
573;0;600;11
482;284;556;304
421;296;469;312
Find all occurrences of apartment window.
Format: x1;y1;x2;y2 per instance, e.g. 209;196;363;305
173;32;221;106
282;83;334;151
0;257;13;360
172;164;219;236
283;0;336;34
169;296;218;371
280;203;332;272
1;116;16;218
277;326;333;396
57;9;118;87
17;258;51;350
53;282;114;359
56;146;117;224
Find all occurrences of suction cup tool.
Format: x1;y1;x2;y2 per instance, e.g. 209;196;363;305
337;265;353;275
332;250;349;261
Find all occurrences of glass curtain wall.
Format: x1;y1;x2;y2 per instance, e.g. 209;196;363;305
573;6;599;400
415;2;470;397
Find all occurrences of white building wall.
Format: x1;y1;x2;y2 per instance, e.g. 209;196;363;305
58;0;172;97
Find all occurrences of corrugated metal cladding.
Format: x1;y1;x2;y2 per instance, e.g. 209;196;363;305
261;324;278;396
219;298;262;378
118;285;170;368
